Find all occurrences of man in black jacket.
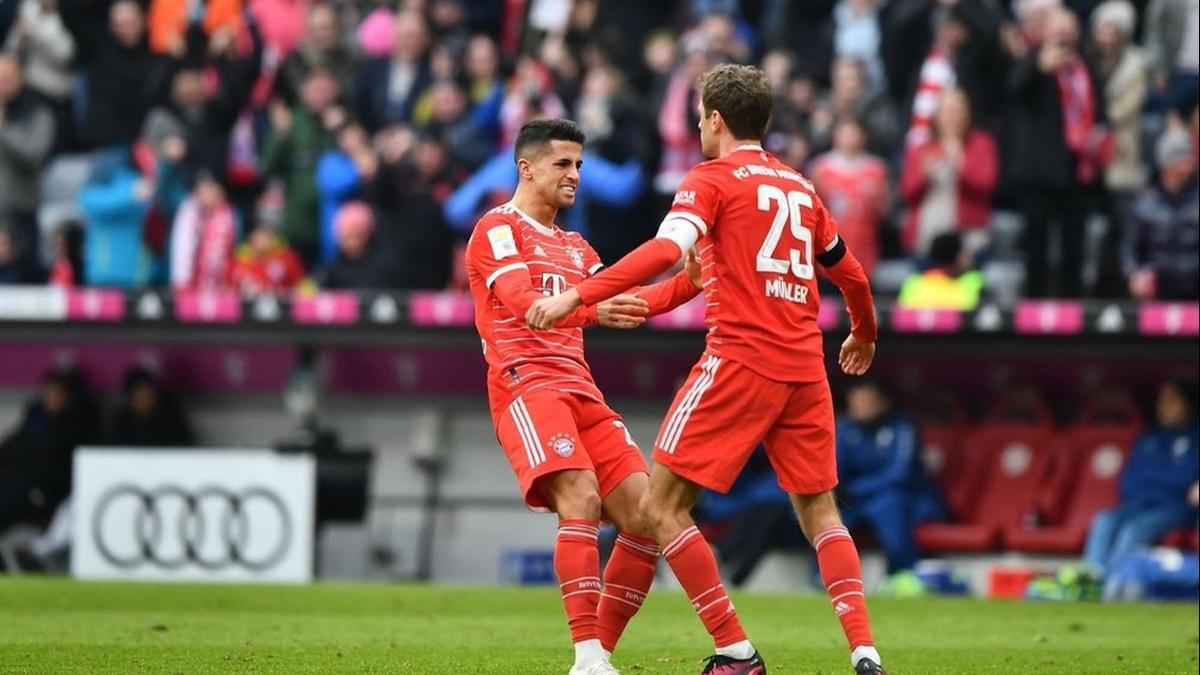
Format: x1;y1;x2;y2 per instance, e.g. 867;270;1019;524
1005;7;1107;298
0;369;99;535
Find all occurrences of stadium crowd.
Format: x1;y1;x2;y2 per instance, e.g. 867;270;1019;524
0;0;1197;301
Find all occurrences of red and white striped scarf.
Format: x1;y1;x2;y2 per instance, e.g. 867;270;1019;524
906;45;956;148
1057;56;1098;183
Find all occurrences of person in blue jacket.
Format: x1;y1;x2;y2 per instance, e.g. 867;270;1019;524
836;381;946;574
78;147;157;287
1083;379;1200;577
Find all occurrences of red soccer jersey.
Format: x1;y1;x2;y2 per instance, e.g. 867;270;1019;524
465;203;606;416
668;145;840;383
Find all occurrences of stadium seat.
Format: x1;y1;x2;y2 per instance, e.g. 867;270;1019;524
1003;426;1137;553
919;424;978;520
916;423;1056;552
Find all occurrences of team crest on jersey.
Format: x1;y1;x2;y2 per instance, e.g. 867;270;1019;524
548;433;576;458
568;247;585;269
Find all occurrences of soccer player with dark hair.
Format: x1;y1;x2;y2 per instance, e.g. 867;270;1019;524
465;118;703;675
528;66;886;675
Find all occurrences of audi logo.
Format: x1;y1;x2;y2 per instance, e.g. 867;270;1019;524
91;485;293;571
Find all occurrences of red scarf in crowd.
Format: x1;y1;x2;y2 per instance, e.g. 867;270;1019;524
1057;56;1099;183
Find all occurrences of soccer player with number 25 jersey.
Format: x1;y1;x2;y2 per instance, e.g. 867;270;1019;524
466;119;703;675
528;66;886;675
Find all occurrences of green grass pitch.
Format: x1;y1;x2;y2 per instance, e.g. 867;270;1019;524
0;577;1196;674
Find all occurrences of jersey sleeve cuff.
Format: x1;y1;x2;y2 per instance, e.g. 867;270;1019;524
485;262;528;288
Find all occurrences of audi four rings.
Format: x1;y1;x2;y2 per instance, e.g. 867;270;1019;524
91;484;293;571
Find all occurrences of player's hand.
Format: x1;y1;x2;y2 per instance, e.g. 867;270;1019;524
684;249;702;288
526;288;582;330
596;294;649;329
839;334;875;375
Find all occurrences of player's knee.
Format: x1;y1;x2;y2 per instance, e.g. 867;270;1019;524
553;484;602;520
791;490;843;539
638;491;683;535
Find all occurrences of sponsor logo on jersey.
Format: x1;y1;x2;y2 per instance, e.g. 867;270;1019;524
548;433;576;458
673;190;696;206
487;225;518;259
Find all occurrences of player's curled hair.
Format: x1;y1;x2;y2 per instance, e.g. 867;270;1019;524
698;64;773;141
514;119;587;163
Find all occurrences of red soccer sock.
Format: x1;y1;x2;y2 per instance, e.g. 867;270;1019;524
813;526;874;651
556;519;602;644
661;525;747;649
597;532;659;652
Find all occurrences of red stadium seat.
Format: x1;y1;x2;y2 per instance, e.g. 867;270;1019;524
1004;425;1137;554
919;424;979;520
917;424;1056;552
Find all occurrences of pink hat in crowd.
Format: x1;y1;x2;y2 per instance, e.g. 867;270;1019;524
357;8;397;58
335;201;375;242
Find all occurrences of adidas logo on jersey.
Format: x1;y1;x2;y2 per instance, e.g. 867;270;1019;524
533;245;547;257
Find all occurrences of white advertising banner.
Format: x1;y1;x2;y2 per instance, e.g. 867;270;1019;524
71;448;315;583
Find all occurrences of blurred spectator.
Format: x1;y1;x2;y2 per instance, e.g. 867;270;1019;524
900;88;998;257
1143;0;1200;113
898;232;985;310
60;0;172;148
809;117;888;278
1082;379;1199;587
0;52;56;255
1090;1;1148;297
45;221;82;287
316;120;376;264
246;0;306;56
105;367;194;447
319;200;396;289
887;0;1010;141
0;221;43;284
367;131;455;289
1091;1;1147;198
140;19;263;184
147;0;243;56
1122;127;1200;300
3;0;76;149
229;229;306;295
834;0;884;93
0;368;98;535
815;57;899;157
836;381;946;575
695;12;752;65
500;55;568;149
169;173;238;291
276;3;358;104
653;36;712;195
416;78;492;170
77;147;158;287
260;69;341;266
462;34;504;141
1007;8;1107;298
355;9;432;133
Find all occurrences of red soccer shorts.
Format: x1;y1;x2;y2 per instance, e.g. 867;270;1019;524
495;390;649;511
653;353;838;495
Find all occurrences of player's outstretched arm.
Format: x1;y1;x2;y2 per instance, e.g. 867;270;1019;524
819;238;878;375
634;250;704;317
526;238;683;329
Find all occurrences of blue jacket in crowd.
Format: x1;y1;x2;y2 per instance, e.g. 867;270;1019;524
836;412;927;503
1119;423;1200;508
78;152;154;288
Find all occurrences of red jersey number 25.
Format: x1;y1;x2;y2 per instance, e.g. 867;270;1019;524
755;184;814;280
